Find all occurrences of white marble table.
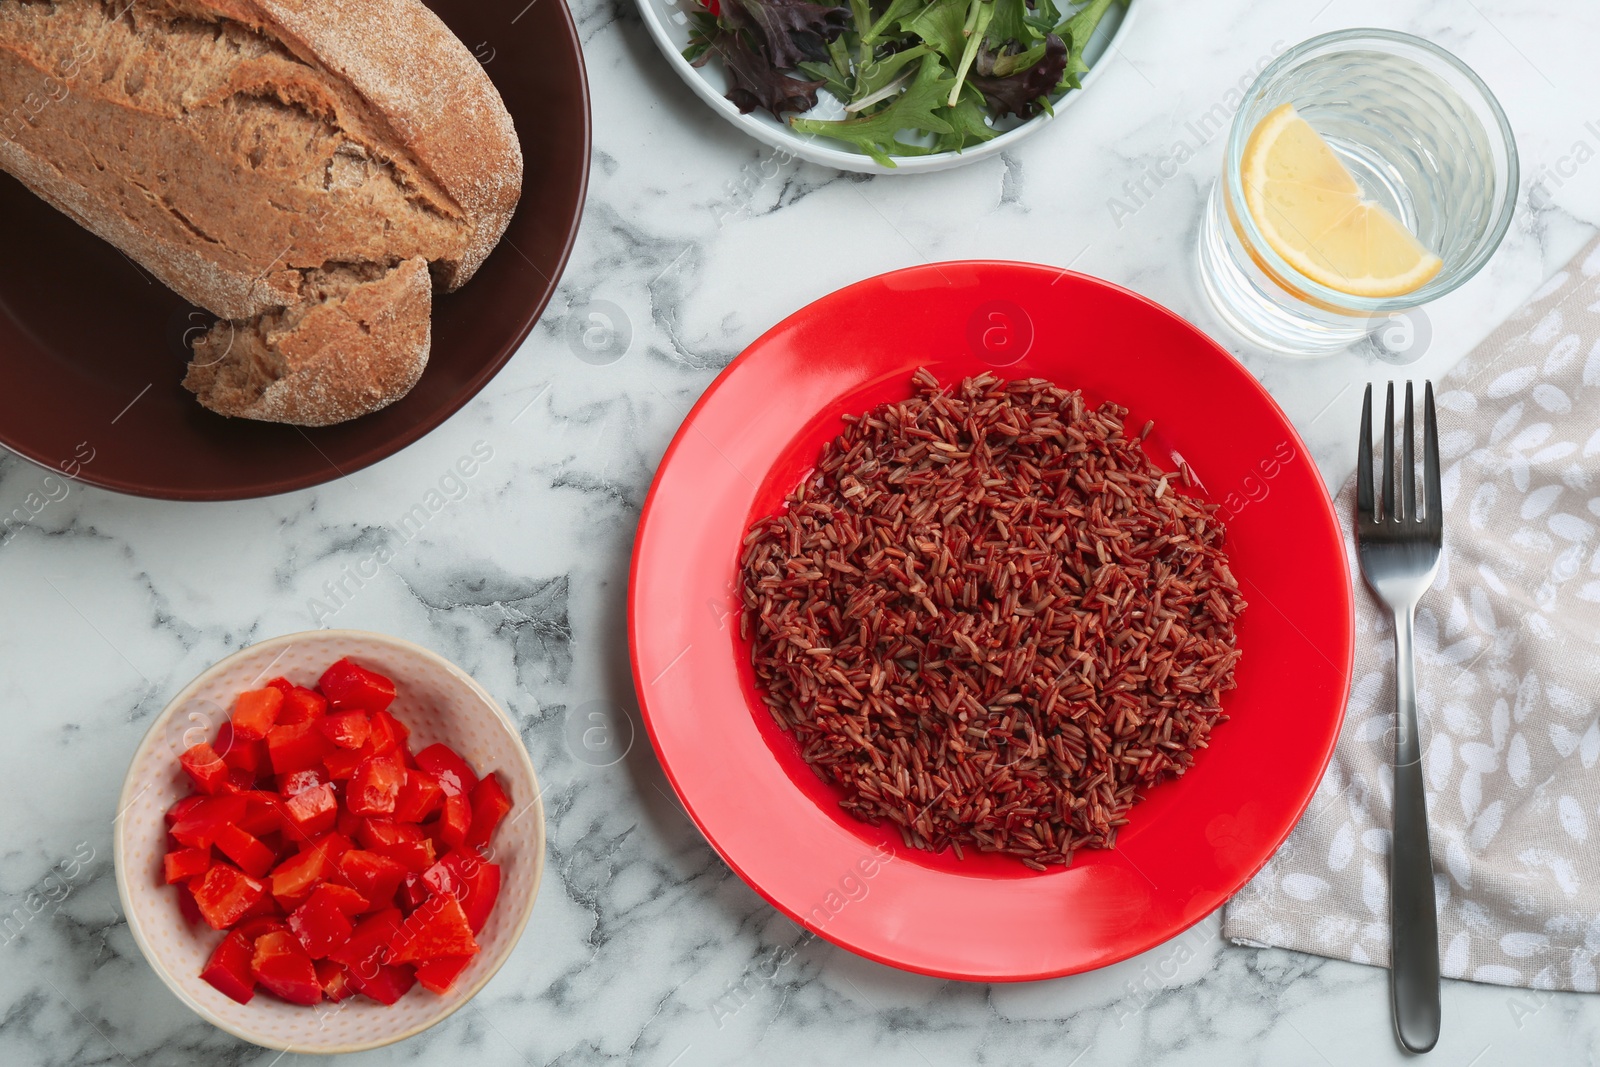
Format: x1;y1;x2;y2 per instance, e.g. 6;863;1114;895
2;0;1597;1063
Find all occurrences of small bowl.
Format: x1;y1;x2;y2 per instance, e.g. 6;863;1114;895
113;630;545;1054
634;0;1136;174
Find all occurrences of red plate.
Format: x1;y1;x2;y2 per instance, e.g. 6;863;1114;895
629;262;1353;980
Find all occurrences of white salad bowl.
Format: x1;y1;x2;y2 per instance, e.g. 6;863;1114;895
636;0;1136;173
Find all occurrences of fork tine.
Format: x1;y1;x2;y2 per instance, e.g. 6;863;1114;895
1423;380;1441;528
1403;381;1416;523
1357;384;1374;521
1382;382;1396;523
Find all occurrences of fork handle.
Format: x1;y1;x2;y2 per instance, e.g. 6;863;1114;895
1390;605;1441;1053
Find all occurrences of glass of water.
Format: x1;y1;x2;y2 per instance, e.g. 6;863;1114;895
1197;29;1518;355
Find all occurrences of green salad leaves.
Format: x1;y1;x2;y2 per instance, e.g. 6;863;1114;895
685;0;1128;166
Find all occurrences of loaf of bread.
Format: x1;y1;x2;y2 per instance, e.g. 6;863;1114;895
0;0;522;426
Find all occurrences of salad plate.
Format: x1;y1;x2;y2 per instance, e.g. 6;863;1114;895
629;261;1354;979
637;0;1135;174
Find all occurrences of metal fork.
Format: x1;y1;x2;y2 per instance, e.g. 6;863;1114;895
1357;381;1443;1054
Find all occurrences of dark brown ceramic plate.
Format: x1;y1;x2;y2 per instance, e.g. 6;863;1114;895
0;0;589;500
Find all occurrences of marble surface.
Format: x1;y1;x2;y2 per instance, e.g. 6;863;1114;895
1;0;1598;1063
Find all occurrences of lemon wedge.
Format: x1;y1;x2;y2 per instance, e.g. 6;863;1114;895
1241;103;1442;298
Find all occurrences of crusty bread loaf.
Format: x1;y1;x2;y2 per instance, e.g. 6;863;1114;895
0;0;521;425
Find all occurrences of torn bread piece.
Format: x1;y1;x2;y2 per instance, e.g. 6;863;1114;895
183;257;431;427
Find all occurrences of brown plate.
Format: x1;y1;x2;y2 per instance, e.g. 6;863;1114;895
0;0;589;500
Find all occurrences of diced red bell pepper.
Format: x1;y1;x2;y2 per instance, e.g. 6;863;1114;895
315;882;369;917
359;819;436;873
393;768;444;823
219;768;257;794
368;710;410;757
328;906;402;976
235;915;288;940
323;746;366;780
337;850;407;908
191;863;266;930
237;890;285;922
170;795;248;849
467;773;512;851
318;711;371;750
287;885;355;959
251;930;323;1005
438;793;471;850
318;659;396;714
336;809;365;838
422;851;501;934
283;686;328;724
398;873;430;913
414;954;473;995
179;743;230;795
237;791;286;837
415;743;478;797
220;735;268;778
166;794;204;826
347;755;404;816
277;768;328;796
350;962;416;1005
266;721;334;775
201;930;256;1004
163;848;212;884
271;845;332;904
215;824;275;878
282;782;338;840
231;687;283;741
315;959;355;1002
304;831;355;863
389;894;480;963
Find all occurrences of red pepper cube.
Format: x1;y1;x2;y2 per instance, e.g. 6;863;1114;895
177;883;204;926
318;659;397;715
414;744;478;797
251;930;323;1005
221;736;268;778
397;873;430;914
349;962;416;1006
269;846;331;905
166;794;204;826
235;915;288;941
267;721;334;775
315;883;370;917
179;743;230;795
368;710;410;757
315;959;355;1002
191;863;266;930
323;745;367;781
438;794;471;850
236;792;286;837
347;755;405;817
287;886;356;959
170;795;248;850
415;954;473;995
276;768;328;796
200;930;256;1004
393;768;444;823
163;848;212;884
336;809;365;839
466;773;512;851
282;782;338;840
237;889;286;922
215;825;275;879
270;681;328;726
336;850;407;908
231;687;284;741
389;894;479;963
328;906;402;975
359;819;436;873
424;851;501;934
318;711;371;751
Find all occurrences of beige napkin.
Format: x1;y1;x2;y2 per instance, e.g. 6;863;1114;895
1222;237;1600;992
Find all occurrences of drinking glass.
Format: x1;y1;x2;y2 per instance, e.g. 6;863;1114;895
1197;29;1518;354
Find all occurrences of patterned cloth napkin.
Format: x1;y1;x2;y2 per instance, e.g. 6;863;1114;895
1222;237;1600;992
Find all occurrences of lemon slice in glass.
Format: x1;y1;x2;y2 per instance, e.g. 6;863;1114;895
1241;103;1442;298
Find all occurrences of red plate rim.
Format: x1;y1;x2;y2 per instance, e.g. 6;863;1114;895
629;261;1355;980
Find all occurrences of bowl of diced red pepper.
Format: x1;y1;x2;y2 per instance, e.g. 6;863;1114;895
114;630;544;1053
